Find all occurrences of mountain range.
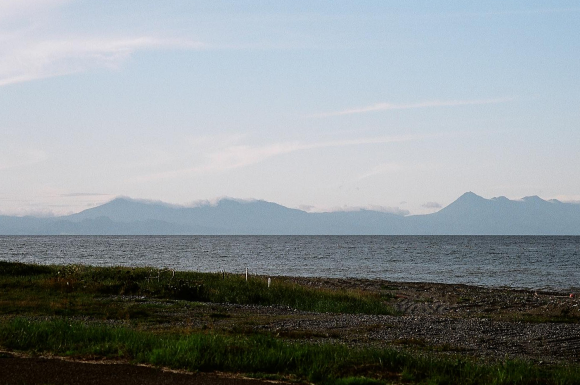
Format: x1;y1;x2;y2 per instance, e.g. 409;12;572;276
1;192;580;235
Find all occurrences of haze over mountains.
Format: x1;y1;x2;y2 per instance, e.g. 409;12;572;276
1;192;580;235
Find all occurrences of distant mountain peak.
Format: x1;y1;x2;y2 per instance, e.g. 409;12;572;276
215;198;255;206
106;196;154;205
106;197;187;209
449;192;486;206
457;191;484;200
2;192;580;235
521;195;548;204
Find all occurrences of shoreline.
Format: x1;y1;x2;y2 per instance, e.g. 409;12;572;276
0;261;579;383
2;234;578;292
278;274;580;295
3;257;579;293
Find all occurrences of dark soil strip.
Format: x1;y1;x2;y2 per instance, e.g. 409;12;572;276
0;354;275;385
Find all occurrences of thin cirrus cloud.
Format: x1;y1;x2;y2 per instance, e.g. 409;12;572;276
356;162;438;181
0;0;204;86
0;35;205;87
0;0;70;18
0;147;47;171
311;97;515;117
60;193;112;197
356;163;404;181
134;133;435;182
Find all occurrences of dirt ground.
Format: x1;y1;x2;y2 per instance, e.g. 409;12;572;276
264;277;580;362
0;352;279;385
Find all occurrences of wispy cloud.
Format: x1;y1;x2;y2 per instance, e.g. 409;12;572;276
301;204;409;216
551;195;580;204
134;134;434;182
311;97;514;118
359;205;409;216
0;147;47;171
356;163;404;180
0;0;69;20
0;35;204;87
356;162;439;181
422;201;442;209
60;193;111;197
452;7;580;18
0;0;204;86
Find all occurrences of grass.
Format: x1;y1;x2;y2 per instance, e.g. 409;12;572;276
0;261;395;316
1;318;580;385
1;261;580;384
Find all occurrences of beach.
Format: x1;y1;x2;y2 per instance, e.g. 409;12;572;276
0;262;579;384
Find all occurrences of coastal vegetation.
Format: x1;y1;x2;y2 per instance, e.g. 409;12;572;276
0;261;395;316
2;318;580;385
0;261;579;384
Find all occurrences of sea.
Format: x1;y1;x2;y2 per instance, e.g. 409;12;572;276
0;236;578;291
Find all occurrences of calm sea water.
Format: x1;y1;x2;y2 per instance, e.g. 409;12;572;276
0;236;578;291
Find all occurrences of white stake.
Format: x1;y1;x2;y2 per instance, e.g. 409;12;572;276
245;267;248;281
268;277;271;288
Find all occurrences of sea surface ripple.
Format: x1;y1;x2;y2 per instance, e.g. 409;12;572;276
0;236;578;291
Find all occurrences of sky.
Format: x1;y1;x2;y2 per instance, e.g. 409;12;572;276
1;1;579;216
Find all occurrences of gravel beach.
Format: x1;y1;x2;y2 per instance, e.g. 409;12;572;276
1;277;579;384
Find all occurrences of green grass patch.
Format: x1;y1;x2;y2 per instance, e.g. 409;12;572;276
1;318;580;384
0;261;396;315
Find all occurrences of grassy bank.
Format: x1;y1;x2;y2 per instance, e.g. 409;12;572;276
0;261;395;316
1;261;580;384
1;318;579;385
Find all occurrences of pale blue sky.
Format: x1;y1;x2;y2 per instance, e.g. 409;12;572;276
1;1;579;216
